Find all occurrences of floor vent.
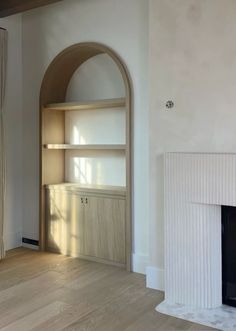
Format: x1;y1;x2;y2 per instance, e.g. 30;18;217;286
22;238;39;246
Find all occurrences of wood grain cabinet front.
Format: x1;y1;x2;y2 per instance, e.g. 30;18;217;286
46;190;84;256
45;187;126;267
83;196;126;264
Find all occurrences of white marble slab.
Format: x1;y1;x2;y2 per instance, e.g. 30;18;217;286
156;301;236;331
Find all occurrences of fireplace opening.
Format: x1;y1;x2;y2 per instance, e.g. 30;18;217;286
222;206;236;307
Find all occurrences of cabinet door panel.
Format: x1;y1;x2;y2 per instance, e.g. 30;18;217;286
46;190;84;256
84;196;125;264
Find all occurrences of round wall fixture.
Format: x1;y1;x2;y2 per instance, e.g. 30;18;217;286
166;100;174;109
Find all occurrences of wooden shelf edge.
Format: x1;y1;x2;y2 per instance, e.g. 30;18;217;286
43;98;126;111
45;183;127;197
43;144;126;150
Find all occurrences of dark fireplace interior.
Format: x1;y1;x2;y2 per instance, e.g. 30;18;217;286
222;206;236;307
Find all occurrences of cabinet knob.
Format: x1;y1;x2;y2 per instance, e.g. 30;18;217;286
81;197;84;204
86;198;88;204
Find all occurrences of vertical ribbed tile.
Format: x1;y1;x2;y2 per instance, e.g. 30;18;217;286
164;153;233;309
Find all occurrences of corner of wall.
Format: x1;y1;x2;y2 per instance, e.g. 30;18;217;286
0;13;24;252
132;253;149;275
146;266;165;291
4;232;22;251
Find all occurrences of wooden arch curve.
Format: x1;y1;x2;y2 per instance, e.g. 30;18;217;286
40;42;132;105
40;42;132;270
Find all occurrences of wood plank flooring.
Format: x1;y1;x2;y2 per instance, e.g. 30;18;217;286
0;248;217;331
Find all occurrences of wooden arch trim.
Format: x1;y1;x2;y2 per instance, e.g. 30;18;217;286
39;42;133;271
40;43;132;105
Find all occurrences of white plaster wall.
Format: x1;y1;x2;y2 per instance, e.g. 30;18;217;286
148;0;236;289
0;15;23;249
22;0;149;273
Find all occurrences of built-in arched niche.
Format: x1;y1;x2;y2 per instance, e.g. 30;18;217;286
40;43;132;270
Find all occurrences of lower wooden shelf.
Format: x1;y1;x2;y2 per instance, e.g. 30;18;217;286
44;144;126;150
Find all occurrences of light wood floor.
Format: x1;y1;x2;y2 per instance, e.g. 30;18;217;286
0;248;217;331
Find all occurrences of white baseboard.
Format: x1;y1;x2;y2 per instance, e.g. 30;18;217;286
146;266;165;291
22;243;39;251
4;231;22;250
132;253;149;274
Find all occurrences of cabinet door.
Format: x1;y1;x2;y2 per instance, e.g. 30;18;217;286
83;196;126;264
46;190;84;256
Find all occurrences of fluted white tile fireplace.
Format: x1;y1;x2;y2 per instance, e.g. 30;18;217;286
156;153;236;331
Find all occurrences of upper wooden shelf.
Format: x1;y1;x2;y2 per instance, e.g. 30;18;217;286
43;98;126;111
44;144;126;150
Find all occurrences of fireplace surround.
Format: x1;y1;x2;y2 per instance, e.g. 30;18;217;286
156;153;236;331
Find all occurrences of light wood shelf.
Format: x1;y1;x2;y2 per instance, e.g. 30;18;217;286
45;183;126;197
44;144;126;150
43;98;126;111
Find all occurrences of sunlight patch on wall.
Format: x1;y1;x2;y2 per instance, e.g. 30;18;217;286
65;150;126;187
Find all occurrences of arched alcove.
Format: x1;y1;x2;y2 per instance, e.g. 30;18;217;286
40;43;131;104
40;43;132;270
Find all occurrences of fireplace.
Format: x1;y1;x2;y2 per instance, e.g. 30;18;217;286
222;206;236;307
156;153;236;331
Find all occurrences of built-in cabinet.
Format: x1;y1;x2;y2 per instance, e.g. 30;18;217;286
40;43;132;270
46;184;126;266
83;194;126;264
